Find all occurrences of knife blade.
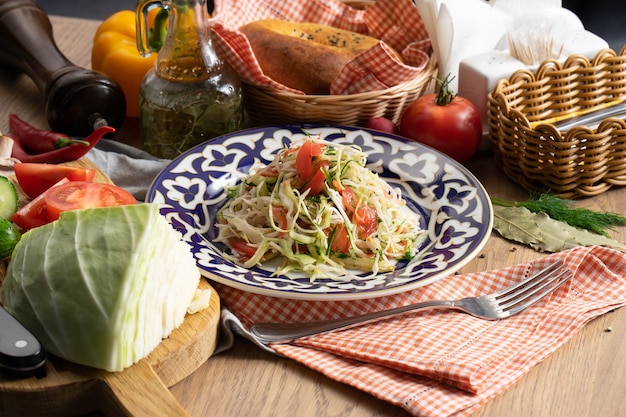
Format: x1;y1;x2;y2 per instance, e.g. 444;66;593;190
0;305;46;376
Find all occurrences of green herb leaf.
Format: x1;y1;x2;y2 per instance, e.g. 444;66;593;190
491;193;626;236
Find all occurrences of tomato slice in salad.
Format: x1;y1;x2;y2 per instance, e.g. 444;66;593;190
330;223;350;253
355;206;378;238
14;163;96;199
305;160;329;195
339;187;378;237
295;140;324;181
227;237;257;259
272;206;288;231
341;187;358;212
45;181;137;221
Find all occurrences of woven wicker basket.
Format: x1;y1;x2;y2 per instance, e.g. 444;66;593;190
486;48;626;199
242;0;437;127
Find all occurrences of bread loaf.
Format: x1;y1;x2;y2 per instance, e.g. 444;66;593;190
239;19;397;95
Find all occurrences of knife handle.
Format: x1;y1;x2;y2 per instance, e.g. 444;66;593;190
0;0;126;137
0;305;46;376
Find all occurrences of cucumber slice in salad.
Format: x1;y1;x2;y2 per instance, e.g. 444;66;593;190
0;176;18;219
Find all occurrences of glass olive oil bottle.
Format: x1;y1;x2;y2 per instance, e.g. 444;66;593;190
136;0;243;159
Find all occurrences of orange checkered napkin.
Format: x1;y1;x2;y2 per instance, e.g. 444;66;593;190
209;0;432;95
215;245;626;417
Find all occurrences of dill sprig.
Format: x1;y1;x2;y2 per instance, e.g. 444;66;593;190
491;193;626;236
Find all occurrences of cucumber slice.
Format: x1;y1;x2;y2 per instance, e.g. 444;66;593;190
0;176;19;219
0;218;20;258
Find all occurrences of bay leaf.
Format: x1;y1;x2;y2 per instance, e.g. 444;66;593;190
548;215;626;252
492;206;626;252
492;206;544;246
533;211;588;252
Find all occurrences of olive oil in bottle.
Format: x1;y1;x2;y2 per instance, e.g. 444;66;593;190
136;0;243;159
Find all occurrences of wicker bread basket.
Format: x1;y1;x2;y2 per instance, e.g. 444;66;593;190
242;0;437;127
244;56;436;126
486;48;626;199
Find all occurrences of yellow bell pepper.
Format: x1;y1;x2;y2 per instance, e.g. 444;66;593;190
92;10;158;118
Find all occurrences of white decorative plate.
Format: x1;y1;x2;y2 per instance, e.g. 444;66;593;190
146;125;493;300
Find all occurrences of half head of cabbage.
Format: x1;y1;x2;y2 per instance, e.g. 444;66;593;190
2;203;201;372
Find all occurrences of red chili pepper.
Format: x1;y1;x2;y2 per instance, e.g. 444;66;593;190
11;125;116;163
9;114;89;154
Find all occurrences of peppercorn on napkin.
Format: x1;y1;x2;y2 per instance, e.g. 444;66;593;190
209;0;432;95
216;245;626;417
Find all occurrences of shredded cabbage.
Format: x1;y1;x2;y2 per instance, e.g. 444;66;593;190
215;136;427;280
2;203;200;372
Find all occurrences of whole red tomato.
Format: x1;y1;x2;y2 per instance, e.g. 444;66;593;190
399;77;482;163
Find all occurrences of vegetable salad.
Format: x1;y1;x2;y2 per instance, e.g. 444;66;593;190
215;136;427;280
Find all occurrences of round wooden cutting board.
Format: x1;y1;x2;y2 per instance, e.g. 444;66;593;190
0;159;221;417
0;279;220;417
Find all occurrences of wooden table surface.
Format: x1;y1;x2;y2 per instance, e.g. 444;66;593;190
0;14;624;417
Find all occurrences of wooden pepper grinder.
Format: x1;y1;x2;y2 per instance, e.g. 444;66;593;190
0;0;126;137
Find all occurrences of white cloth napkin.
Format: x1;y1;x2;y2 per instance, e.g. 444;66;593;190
415;0;506;90
414;0;587;90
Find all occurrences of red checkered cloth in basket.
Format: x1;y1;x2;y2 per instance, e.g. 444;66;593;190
209;0;432;95
215;245;626;417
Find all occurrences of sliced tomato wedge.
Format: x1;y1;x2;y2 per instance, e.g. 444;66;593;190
341;187;358;213
339;187;377;237
330;223;350;253
305;160;329;195
227;237;257;260
272;206;288;231
45;181;136;221
354;205;378;238
295;140;324;181
14;163;96;200
10;178;70;230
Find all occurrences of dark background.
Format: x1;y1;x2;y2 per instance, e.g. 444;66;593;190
35;0;215;21
35;0;626;52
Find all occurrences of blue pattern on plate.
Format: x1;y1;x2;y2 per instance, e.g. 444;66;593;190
146;125;493;300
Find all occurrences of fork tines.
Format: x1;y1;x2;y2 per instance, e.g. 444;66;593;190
494;261;573;316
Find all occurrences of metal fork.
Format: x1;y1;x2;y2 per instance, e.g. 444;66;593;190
250;260;572;344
